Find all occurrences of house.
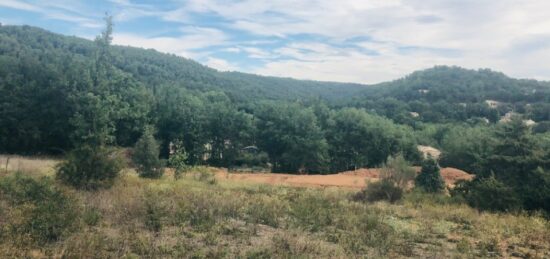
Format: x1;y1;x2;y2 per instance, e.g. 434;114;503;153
417;145;441;160
485;100;500;109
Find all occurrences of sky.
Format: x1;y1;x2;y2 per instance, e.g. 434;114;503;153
1;0;549;84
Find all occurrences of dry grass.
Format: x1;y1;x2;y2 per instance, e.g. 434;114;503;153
0;157;549;258
0;155;60;176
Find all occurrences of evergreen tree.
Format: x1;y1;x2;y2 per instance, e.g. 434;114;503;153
415;157;445;193
56;15;122;189
479;116;550;212
133;126;163;178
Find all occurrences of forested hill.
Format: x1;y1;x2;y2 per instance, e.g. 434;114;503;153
0;25;366;102
350;66;550;124
1;24;549;156
2;25;549;108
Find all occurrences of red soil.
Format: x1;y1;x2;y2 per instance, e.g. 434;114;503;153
216;167;473;189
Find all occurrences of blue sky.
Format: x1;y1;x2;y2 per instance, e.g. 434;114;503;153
1;0;549;84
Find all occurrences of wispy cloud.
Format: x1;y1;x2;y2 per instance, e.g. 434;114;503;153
2;0;550;83
112;26;229;58
0;0;40;12
204;57;239;71
0;0;101;28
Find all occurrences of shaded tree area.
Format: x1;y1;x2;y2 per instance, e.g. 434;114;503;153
450;116;550;214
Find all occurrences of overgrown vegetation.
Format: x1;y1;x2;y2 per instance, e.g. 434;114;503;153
1;169;549;258
0;173;78;244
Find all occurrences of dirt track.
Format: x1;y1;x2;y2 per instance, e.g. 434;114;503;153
216;167;473;189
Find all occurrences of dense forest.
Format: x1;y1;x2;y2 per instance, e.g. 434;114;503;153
0;22;549;213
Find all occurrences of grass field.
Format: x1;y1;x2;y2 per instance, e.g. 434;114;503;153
0;157;549;258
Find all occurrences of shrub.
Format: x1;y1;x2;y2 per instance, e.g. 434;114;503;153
289;193;333;231
415;158;445;193
354;154;412;203
0;173;78;243
56;145;123;189
354;179;403;203
144;192;166;232
176;193;217;231
83;207;102;226
380;154;416;189
133;127;163;178
452;176;522;212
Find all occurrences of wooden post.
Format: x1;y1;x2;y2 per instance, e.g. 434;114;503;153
4;156;9;173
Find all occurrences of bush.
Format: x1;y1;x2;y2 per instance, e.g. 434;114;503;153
415;158;445;193
144;191;166;232
354;179;403;204
133;127;163;178
0;173;78;244
354;154;412;203
380;154;416;189
452;176;522;212
56;145;123;189
289;192;334;231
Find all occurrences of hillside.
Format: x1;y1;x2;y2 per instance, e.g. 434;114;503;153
351;66;550;124
2;25;549;125
0;25;366;103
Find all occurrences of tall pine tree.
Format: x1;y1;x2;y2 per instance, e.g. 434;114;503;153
57;15;122;189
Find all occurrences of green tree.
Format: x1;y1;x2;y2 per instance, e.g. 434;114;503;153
415;158;445;193
326;108;420;172
155;86;207;165
453;176;522;212
169;139;189;179
203;92;254;167
133;126;163;178
480;116;550;212
57;15;123;189
439;125;496;174
56;145;122;189
256;102;328;173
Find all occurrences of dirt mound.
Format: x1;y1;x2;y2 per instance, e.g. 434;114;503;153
440;167;474;186
217;166;473;189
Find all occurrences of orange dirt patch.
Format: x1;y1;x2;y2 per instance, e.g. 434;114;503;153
216;167;473;189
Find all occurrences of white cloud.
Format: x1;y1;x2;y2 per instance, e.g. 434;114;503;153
241;47;272;59
4;0;550;83
204;57;239;71
169;0;550;83
0;0;102;28
0;0;40;11
112;26;229;58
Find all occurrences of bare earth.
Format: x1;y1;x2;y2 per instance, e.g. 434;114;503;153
217;167;473;189
0;155;473;189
